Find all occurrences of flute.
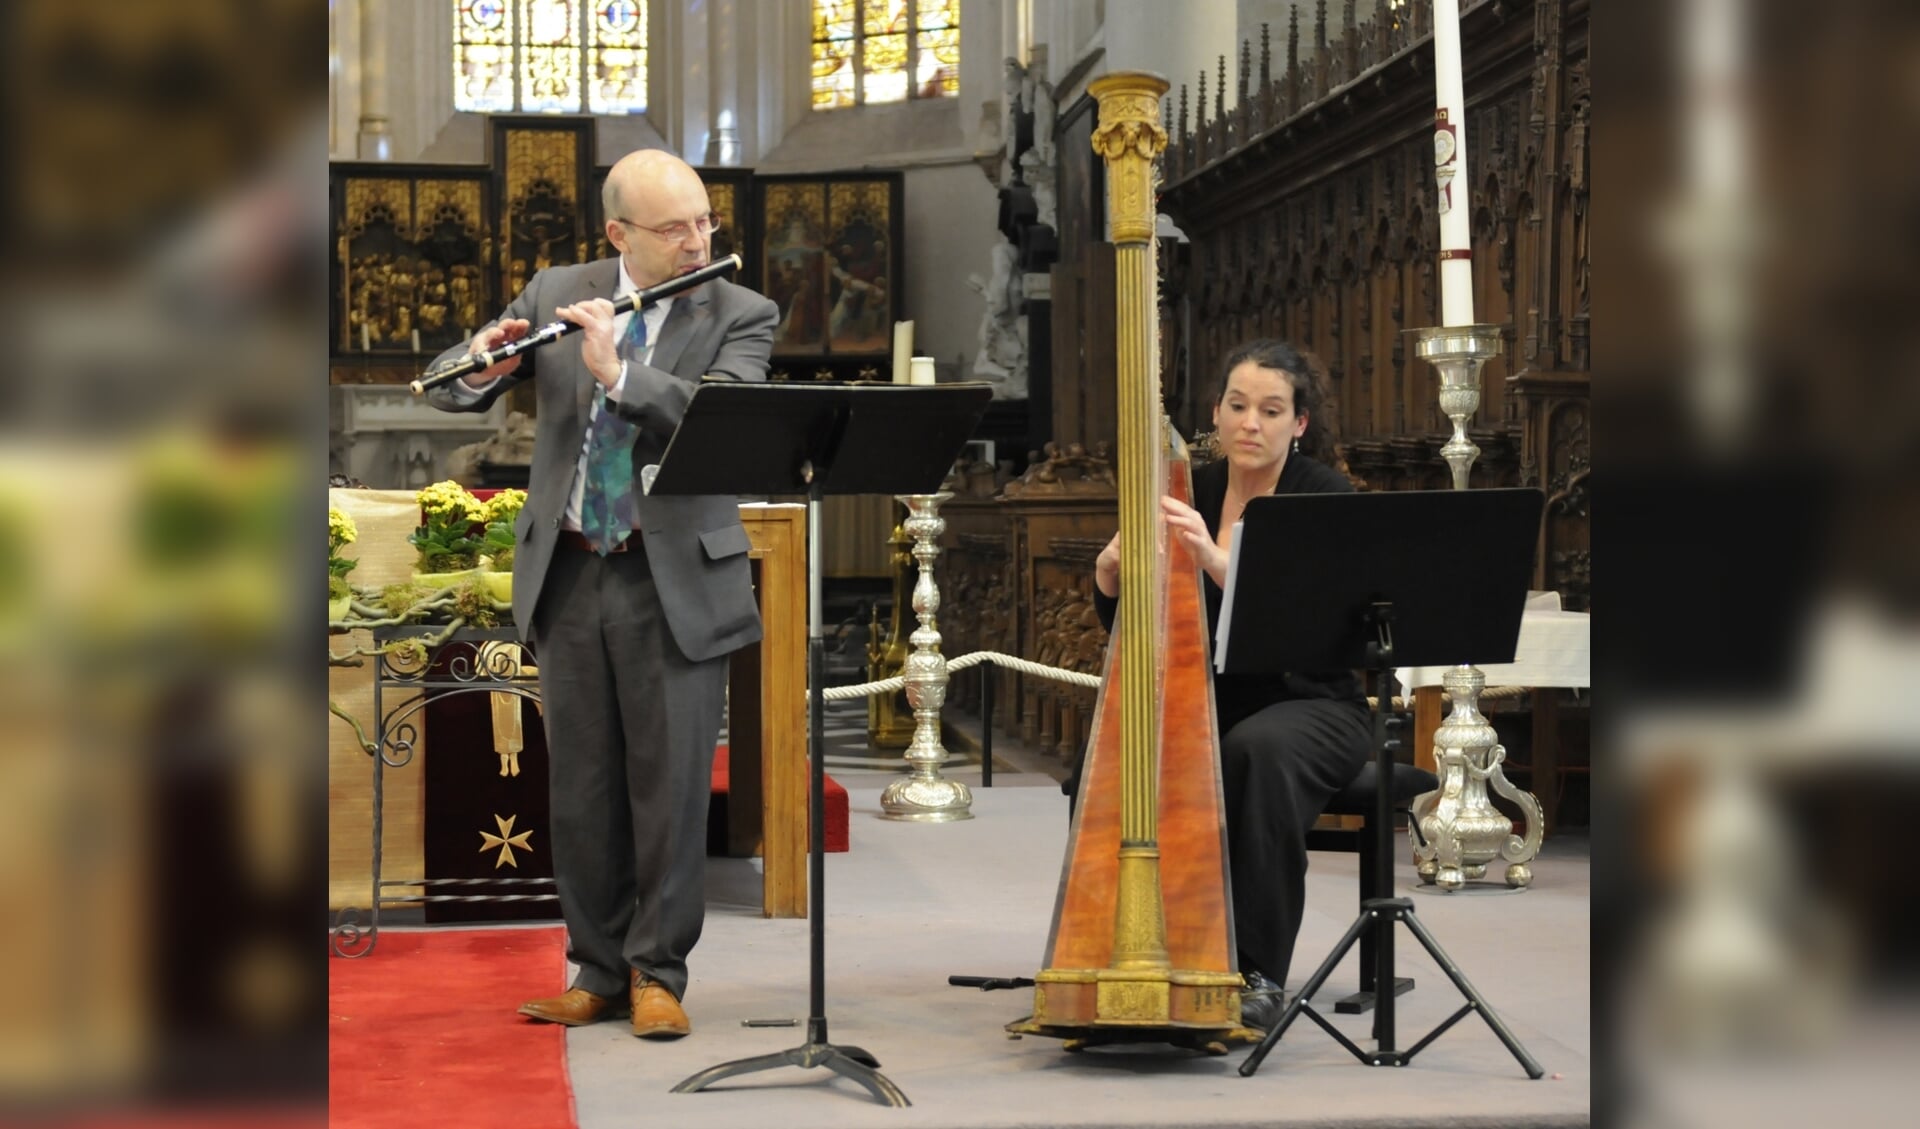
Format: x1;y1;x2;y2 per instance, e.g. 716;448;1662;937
409;253;743;395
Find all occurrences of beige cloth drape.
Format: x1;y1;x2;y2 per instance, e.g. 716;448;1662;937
327;488;426;910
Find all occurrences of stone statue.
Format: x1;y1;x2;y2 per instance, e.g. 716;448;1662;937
1020;149;1057;233
446;409;538;486
968;236;1027;399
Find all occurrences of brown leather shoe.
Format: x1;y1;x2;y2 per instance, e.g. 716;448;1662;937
517;987;627;1026
630;972;691;1039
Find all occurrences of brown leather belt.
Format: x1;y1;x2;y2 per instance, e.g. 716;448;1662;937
558;529;635;554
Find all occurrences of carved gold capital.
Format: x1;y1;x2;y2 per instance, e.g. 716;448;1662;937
1090;116;1168;163
1089;73;1169;246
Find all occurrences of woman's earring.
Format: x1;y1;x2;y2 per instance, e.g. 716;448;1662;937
1292;436;1301;455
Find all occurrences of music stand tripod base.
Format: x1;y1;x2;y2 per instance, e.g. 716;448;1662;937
1237;896;1544;1078
671;1018;908;1107
1215;490;1549;1081
670;594;910;1107
1236;606;1543;1081
653;382;992;1108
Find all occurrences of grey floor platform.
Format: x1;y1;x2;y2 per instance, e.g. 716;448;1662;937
552;770;1591;1129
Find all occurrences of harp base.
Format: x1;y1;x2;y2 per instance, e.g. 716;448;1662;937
1007;967;1261;1050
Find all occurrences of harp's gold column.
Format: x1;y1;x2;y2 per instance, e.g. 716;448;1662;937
1016;70;1244;1048
1089;70;1174;1006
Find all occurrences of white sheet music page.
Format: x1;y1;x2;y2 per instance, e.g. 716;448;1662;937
1214;520;1246;673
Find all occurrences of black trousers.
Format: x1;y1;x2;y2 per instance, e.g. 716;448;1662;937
1217;697;1373;987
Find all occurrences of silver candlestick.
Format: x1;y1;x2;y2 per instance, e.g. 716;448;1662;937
1413;324;1501;490
1410;666;1544;890
880;492;973;822
1409;323;1545;890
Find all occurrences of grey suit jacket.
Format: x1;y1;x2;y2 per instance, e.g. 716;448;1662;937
428;258;779;661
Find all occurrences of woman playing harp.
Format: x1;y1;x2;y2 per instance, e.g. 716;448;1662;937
1076;339;1372;1031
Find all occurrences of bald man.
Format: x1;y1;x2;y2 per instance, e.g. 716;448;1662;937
429;150;778;1039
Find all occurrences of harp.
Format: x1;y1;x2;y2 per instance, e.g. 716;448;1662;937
1008;73;1255;1053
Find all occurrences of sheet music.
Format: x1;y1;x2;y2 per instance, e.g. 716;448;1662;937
1214;520;1245;672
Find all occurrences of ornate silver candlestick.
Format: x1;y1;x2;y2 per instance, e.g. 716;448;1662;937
1410;665;1544;889
1413;324;1501;490
1409;324;1544;889
880;491;973;822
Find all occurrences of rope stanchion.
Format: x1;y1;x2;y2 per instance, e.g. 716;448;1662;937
817;650;1103;703
819;650;1519;710
948;650;1104;687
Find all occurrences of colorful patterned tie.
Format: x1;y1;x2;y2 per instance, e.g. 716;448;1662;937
579;308;648;555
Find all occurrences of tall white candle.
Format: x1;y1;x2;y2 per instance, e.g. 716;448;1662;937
361;323;371;352
892;320;914;383
411;328;422;353
1432;0;1475;326
909;356;936;386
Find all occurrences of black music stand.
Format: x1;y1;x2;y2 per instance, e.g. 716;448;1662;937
653;381;992;1107
1217;488;1548;1080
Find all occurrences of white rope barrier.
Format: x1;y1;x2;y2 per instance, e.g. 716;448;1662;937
815;650;1524;710
816;650;1102;702
947;650;1105;687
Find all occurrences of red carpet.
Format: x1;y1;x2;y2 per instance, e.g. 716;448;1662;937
710;745;848;853
329;927;573;1129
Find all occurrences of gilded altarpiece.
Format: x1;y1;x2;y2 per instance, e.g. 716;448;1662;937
332;169;492;359
490;117;595;307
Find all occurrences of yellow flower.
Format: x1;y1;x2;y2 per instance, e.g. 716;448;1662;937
483;489;527;525
417;479;476;518
328;508;358;552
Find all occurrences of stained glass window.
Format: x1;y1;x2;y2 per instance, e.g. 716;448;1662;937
586;0;648;114
454;0;648;114
811;0;957;110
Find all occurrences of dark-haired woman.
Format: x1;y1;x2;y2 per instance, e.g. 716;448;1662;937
1084;340;1374;1029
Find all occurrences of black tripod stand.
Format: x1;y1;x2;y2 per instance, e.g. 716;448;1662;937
1240;604;1542;1077
649;381;991;1106
1210;488;1547;1080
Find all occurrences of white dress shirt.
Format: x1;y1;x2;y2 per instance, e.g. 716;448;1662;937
449;259;674;531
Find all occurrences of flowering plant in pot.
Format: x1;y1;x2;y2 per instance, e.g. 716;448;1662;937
407;480;486;584
479;488;525;603
328;507;358;620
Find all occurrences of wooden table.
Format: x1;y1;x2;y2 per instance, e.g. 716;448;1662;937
728;504;809;917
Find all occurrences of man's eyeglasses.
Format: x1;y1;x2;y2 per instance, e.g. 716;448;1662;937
615;212;720;244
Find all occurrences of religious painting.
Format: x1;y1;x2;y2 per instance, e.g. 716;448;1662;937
824;180;892;353
761;181;829;353
755;172;903;374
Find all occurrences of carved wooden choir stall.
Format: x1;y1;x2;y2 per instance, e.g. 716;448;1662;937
937;0;1589;823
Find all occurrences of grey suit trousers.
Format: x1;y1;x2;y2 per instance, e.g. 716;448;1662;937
532;539;728;1003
